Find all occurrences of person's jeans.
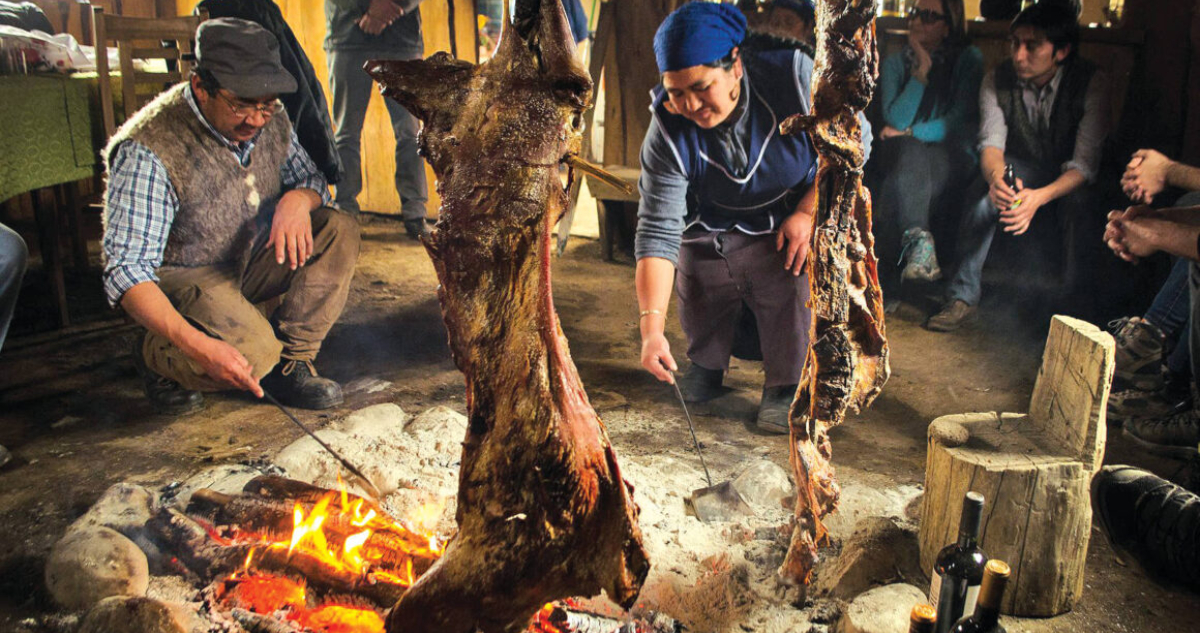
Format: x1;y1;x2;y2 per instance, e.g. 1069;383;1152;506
328;47;428;221
142;208;360;390
1158;191;1200;378
0;222;27;351
946;158;1095;305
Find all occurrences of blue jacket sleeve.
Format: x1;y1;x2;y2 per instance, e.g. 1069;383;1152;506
911;47;984;143
879;51;925;132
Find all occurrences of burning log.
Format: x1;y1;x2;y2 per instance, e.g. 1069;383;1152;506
777;0;889;586
363;1;649;631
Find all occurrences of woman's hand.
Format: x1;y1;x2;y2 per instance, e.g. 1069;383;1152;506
640;326;677;384
908;36;932;84
880;125;911;140
777;208;815;275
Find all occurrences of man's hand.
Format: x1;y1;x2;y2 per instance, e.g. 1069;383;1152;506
999;185;1048;236
988;173;1021;212
908;34;932;84
776;208;815;276
187;335;264;397
269;190;317;270
640;330;677;384
1122;149;1172;204
359;0;401;33
880;125;909;140
1105;205;1158;262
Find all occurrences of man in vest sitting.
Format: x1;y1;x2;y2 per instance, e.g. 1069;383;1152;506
926;0;1108;331
102;18;361;414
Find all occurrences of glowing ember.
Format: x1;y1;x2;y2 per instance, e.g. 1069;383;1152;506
297;604;386;633
221;573;307;613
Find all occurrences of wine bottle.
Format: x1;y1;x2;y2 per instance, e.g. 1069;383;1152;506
949;559;1011;633
909;604;936;633
930;491;987;633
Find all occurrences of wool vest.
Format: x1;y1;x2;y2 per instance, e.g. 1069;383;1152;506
650;48;818;231
104;83;292;268
994;57;1096;170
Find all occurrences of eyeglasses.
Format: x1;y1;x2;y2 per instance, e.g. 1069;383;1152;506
218;92;284;119
907;6;949;23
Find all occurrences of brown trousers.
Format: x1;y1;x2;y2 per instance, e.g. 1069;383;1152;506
141;207;361;391
676;229;811;388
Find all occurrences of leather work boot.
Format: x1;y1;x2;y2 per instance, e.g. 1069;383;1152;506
756;384;797;435
131;334;204;415
925;299;976;332
1108;385;1192;425
1091;465;1200;589
261;359;344;410
899;227;942;282
1108;316;1166;392
1124;407;1200;458
404;218;430;241
675;363;726;403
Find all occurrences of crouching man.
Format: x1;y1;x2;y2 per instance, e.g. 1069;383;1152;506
103;18;360;414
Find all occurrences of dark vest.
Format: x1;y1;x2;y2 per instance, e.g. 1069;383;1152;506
104;83;292;269
994;58;1096;170
650;48;818;230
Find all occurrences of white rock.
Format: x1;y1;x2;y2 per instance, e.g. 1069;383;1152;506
78;596;187;633
46;527;149;611
405;405;468;437
341;403;410;438
839;584;927;633
731;459;793;508
67;484;155;536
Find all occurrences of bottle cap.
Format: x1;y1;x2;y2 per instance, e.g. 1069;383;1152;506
959;491;984;537
910;604;936;622
985;559;1011;578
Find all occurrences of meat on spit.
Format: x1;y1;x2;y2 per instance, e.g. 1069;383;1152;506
364;1;649;632
778;0;890;586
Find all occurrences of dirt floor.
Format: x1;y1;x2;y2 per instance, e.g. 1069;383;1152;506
1;218;1198;632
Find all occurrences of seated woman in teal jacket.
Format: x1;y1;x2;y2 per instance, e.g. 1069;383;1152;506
871;0;982;284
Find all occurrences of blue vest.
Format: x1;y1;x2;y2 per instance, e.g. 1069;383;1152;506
650;48;818;233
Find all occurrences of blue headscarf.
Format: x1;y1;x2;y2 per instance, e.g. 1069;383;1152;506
653;2;748;74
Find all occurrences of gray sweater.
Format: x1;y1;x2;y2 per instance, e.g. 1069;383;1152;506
324;0;424;55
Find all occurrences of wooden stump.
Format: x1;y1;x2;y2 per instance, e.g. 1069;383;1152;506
919;316;1114;617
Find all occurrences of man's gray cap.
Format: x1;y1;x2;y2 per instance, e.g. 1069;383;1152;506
195;17;297;99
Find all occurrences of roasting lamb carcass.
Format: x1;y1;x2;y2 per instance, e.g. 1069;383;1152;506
364;1;649;632
778;0;890;586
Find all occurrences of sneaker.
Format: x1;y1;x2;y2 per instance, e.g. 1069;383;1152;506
131;334;204;415
1124;408;1200;458
756;384;797;435
1108;387;1192;424
899;228;941;282
925;300;976;332
1108;317;1165;391
675;363;726;404
261;359;344;410
404;218;430;240
1091;465;1200;589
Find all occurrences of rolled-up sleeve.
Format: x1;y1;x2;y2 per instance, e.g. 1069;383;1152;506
102;142;178;307
634;117;690;266
1062;71;1109;182
977;71;1006;154
281;129;333;206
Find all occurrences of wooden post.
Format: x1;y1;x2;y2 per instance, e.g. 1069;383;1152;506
919;316;1114;616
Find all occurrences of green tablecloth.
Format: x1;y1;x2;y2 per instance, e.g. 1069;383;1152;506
0;74;98;203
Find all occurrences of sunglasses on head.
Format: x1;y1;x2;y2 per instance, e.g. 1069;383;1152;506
907;6;948;23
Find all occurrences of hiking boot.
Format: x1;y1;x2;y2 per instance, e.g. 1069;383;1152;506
1108;316;1166;391
900;228;941;282
675;363;725;404
925;300;976;332
1091;465;1200;589
404;218;430;240
756;384;797;435
1124;407;1200;458
1108;386;1192;424
261;359;343;410
131;334;204;415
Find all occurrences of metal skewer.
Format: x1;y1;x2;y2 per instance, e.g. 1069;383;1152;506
262;391;383;500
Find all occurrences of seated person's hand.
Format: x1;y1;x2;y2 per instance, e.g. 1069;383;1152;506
776;208;814;276
879;125;909;140
640;332;677;384
190;336;264;397
1105;205;1161;263
998;183;1046;236
270;191;316;270
988;175;1020;213
1122;149;1171;204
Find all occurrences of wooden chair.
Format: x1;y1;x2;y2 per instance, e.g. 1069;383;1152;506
919;316;1114;617
91;6;207;141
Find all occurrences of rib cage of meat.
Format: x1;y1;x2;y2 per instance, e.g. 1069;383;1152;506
364;1;649;631
778;0;890;586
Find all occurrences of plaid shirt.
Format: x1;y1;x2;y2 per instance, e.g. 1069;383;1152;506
102;85;332;307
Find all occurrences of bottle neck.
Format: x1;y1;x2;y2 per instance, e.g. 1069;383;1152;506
956;531;977;548
973;605;1000;627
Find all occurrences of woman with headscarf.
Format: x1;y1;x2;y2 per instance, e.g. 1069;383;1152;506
870;0;982;284
634;2;869;434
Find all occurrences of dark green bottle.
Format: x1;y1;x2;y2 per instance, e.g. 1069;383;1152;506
930;491;987;633
949;559;1011;633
